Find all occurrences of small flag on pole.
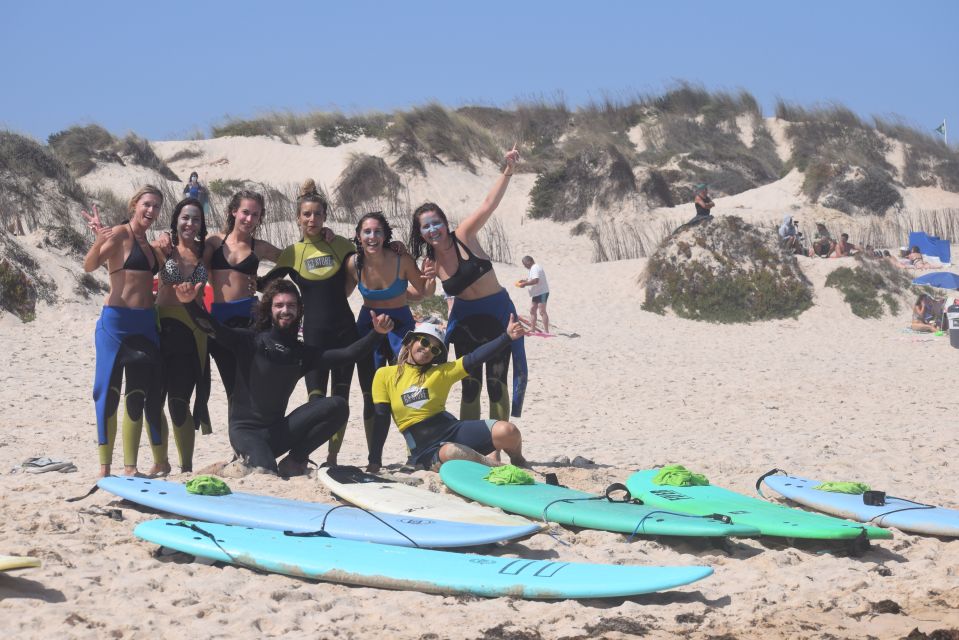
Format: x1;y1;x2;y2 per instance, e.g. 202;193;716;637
935;120;946;136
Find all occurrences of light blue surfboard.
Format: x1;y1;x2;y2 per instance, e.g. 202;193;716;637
99;476;539;548
135;519;714;599
761;473;959;537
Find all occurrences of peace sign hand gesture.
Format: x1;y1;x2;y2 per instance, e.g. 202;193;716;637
81;205;113;241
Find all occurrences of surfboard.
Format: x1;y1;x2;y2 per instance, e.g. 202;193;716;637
135;519;713;599
626;470;892;540
761;473;959;537
0;555;40;572
439;461;760;538
98;476;539;548
319;466;541;529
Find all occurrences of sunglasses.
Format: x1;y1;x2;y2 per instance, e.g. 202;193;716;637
416;336;442;356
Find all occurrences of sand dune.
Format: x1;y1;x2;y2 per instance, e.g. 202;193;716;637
2;137;958;639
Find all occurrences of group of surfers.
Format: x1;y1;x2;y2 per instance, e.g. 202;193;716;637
83;147;529;479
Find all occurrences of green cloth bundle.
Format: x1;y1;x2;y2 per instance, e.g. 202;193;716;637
484;465;534;485
813;481;870;494
185;475;232;496
651;464;709;487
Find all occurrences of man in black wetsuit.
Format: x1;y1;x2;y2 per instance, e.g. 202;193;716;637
174;279;393;476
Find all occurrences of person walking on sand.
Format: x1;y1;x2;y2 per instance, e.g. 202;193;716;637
366;320;527;473
518;255;549;334
174;278;394;476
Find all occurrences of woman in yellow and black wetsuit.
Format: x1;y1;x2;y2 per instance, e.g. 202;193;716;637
83;185;168;478
154;197;210;472
408;146;527;424
259;181;357;466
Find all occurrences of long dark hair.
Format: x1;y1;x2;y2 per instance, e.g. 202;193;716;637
253;279;303;333
169;197;207;248
409;202;450;261
222;189;266;234
353;211;393;275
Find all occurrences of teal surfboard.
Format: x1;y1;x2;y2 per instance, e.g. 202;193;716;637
761;472;959;537
626;470;892;540
99;476;539;548
135;519;713;599
439;461;760;538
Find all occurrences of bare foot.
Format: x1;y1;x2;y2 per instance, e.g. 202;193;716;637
180;465;193;474
490;450;503;463
99;464;111;478
149;462;172;477
122;465;145;477
278;456;309;478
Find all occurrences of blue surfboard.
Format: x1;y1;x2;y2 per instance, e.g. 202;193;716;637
99;476;539;548
136;519;714;599
761;473;959;537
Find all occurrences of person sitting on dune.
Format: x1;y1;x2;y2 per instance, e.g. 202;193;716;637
830;233;858;258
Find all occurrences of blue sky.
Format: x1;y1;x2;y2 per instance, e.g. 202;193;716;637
2;0;956;144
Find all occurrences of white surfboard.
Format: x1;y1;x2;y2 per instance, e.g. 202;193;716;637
0;555;41;572
319;466;542;530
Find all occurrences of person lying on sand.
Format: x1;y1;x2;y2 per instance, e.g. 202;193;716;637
366;320;528;473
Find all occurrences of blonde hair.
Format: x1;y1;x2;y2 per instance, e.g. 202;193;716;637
127;185;163;214
395;343;430;386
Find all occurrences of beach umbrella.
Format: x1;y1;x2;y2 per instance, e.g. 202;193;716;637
912;272;959;290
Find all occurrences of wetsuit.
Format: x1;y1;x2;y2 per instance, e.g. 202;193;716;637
354;253;416;450
157;256;210;470
208;234;259;400
184;302;381;472
369;334;513;468
260;235;357;457
441;232;527;420
93;226;165;467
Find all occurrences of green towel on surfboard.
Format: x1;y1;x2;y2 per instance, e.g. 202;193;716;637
484;465;534;485
185;475;232;496
651;465;709;487
813;481;870;494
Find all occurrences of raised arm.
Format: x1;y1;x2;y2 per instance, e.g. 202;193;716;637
403;255;436;298
455;146;519;242
81;206;119;272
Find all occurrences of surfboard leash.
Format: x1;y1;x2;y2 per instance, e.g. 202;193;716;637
754;468;789;500
285;503;421;548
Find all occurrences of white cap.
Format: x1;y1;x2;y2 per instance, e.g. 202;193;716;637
403;323;448;361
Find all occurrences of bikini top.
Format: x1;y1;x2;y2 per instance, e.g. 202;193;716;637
357;254;408;301
440;232;493;296
110;223;159;276
211;234;258;275
160;255;208;286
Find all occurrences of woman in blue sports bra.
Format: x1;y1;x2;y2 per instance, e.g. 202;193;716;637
408;146;528;425
83;185;168;478
345;211;436;450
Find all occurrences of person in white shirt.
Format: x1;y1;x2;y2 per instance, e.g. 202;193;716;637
518;255;549;334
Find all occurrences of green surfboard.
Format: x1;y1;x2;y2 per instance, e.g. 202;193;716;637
439;461;760;538
626;470;892;540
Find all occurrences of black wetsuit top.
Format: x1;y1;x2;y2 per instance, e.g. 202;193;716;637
184;302;380;431
211;235;259;274
110;223;159;275
694;199;713;217
440;232;493;296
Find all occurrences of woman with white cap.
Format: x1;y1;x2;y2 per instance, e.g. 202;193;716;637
366;318;527;472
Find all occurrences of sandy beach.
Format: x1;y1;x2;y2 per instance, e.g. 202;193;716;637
2;140;958;639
